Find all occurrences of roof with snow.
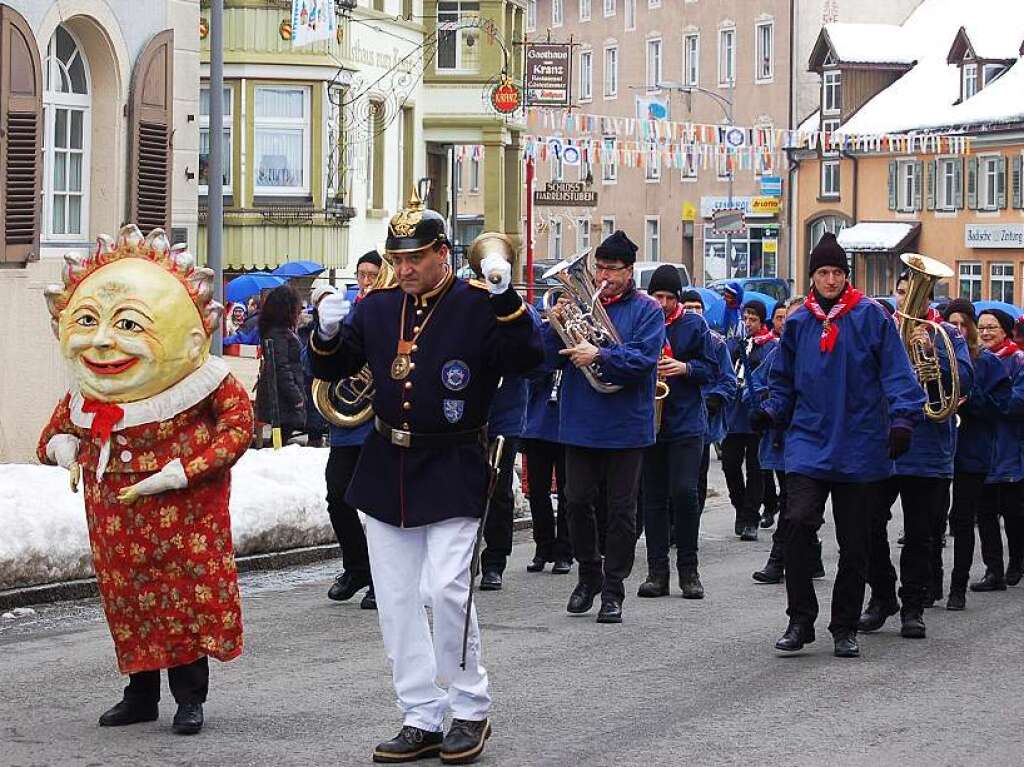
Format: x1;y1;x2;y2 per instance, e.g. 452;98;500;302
809;24;916;70
837;222;920;253
835;0;1024;135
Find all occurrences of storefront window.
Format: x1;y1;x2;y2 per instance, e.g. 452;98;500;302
703;225;779;281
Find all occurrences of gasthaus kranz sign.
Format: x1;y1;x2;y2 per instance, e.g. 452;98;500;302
525;43;572;107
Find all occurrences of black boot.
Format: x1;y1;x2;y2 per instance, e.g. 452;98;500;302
596;598;623;623
98;699;159;727
171;703;204;735
740;525;759;541
566;582;598;614
900;610;926;639
970;571;1007;591
858;598;899;633
1006;562;1023;586
775;623;815;652
678;567;705;599
440;719;491;765
752;559;784;584
479;571;502;591
946;588;966;611
329;571;371;601
373;726;443;763
833;631;860;658
637;571;670;598
360;584;377;610
551;560;572;574
526;557;546;573
760;508;776;528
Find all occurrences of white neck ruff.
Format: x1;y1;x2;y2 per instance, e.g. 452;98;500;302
69;356;231;433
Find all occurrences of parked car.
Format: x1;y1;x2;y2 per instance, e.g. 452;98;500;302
634;261;692;291
707;277;791;303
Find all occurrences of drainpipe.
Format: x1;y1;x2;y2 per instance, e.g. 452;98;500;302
786;0;796;284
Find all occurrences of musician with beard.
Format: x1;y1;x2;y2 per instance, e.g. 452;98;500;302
546;230;664;624
753;233;924;659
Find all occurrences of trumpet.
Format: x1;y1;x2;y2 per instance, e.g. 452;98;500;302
654;352;671;432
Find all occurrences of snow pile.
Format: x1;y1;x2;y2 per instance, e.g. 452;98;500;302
0;446;335;591
837;0;1024;135
838;222;919;252
823;24;913;65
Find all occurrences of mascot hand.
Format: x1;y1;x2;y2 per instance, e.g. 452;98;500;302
317;290;352;340
69;462;81;494
480;254;512;295
118;459;188;504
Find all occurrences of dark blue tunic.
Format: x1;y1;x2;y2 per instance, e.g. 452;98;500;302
658;312;717;441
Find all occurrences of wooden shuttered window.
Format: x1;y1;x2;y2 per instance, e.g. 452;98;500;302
0;6;42;264
128;30;173;233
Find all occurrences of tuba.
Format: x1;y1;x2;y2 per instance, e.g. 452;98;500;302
894;252;960;422
312;257;398;427
541;249;623;394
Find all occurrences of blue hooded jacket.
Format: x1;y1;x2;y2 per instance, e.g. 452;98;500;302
765;297;925;482
986;350;1024;484
658;311;718;441
722;280;745;339
955;349;1007;475
702;331;738;444
727;334;778;435
750;344;785;471
522;371;561;442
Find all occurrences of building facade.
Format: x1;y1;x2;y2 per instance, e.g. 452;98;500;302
0;0;199;462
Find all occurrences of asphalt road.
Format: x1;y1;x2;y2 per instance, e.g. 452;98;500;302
2;462;1024;767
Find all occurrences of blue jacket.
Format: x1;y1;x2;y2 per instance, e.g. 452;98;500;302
986;350;1024;484
522;371;561;442
750;345;785;471
488;374;527;438
722;281;745;339
543;286;665;449
310;274;544;527
658;312;717;441
702;331;738;444
893;323;974;479
727;335;779;435
955;349;1007;475
765;297;925;483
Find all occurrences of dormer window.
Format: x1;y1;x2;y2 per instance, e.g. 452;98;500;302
963;63;978;100
823;70;841;114
983;63;1007;85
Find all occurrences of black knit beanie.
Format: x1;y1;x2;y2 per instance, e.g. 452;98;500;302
647;264;682;297
357;250;383;268
942;298;976;324
595;230;638;266
680;289;704;307
808;232;849;277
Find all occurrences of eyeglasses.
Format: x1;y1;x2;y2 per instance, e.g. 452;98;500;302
978;325;1002;332
594;263;629;273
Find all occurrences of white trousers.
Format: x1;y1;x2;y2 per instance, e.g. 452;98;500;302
365;515;491;731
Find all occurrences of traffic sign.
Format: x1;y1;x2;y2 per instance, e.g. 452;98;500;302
711;208;745;233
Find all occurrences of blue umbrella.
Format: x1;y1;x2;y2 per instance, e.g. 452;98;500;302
272;260;325;278
225;272;286;303
973;300;1023;320
689;287;727;329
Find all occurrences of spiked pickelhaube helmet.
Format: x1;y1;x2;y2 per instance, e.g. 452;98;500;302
385;191;449;253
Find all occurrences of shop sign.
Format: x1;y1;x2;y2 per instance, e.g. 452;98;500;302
525;43;572;107
965;224;1024;249
750;197;781;216
700;196;777;220
534;181;597;207
763;239;778;255
491;79;522;114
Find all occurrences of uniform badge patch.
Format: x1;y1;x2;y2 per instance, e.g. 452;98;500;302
443;399;465;423
441;359;471;391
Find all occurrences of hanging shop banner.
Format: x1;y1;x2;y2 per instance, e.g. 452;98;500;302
491;79;522;114
291;0;336;47
525;43;573;107
534;181;597;207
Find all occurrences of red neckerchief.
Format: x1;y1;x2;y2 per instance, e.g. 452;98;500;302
600;280;635;307
803;284;864;353
664;304;684;326
991;338;1020;359
82;399;125;443
925;307;941;323
751;325;775;347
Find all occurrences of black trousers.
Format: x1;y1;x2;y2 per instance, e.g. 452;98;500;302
641;436;704;571
482;437;520;574
866;475;945;612
565;446;644;601
766;471;789;563
931;479;952;594
977;481;1024;578
522;438;571;562
698;442;711;513
763;471;778;515
721;433;764;527
125;656;209;705
949;472;985;590
326;445;370;578
784;474;874;636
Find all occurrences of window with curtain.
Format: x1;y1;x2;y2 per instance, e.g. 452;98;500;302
254;85;310;195
684;34;699;86
43;25;90;240
199;86;233;195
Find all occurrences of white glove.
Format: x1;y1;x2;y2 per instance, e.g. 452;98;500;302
117;459;188;504
317;289;352;339
480;254;512;295
46;434;82;493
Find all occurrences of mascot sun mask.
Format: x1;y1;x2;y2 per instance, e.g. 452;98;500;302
45;225;222;403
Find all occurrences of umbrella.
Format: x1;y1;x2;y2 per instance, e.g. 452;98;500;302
272;260;325;278
689;287;727;329
225;272;286;303
973;300;1023;320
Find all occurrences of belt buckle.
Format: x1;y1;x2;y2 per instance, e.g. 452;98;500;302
390;428;412;448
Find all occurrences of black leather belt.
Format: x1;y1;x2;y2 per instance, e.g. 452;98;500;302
374;416;487;450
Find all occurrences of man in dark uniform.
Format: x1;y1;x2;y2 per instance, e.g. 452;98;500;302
311;198;543;765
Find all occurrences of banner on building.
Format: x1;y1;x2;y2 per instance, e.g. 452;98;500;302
291;0;336;47
525;43;573;107
534;181;597;207
636;96;669;122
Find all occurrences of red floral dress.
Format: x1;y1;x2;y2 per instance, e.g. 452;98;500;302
37;374;253;674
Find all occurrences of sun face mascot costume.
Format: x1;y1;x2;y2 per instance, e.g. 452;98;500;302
37;225;254;736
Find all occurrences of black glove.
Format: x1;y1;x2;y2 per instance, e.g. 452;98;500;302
706;394;724;417
888;426;913;459
749;409;773;434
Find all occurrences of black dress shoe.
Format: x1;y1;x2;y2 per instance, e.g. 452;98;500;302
172;703;204;735
98;699;158;727
440;718;491;765
551;560;572;575
970;572;1007;591
479;571;502;591
946;590;966;611
760;510;776;528
637;572;669;598
1006;565;1023;586
361;585;377;610
596;598;623;623
900;611;926;639
566;582;598;614
734;521;744;536
858;598;899;632
752;561;784;583
526;557;546;573
373;725;443;763
775;623;815;652
678;567;705;599
740;525;759;541
329;571;371;602
833;632;860;658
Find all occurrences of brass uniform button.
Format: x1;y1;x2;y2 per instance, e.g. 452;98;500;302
411;344;418;352
402;422;410;429
404;382;412;390
409;362;416;370
413;326;421;333
403;401;412;410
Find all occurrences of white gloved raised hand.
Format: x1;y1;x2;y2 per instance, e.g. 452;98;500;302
480;254;512;295
117;459;188;504
317;288;352;339
46;434;82;493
